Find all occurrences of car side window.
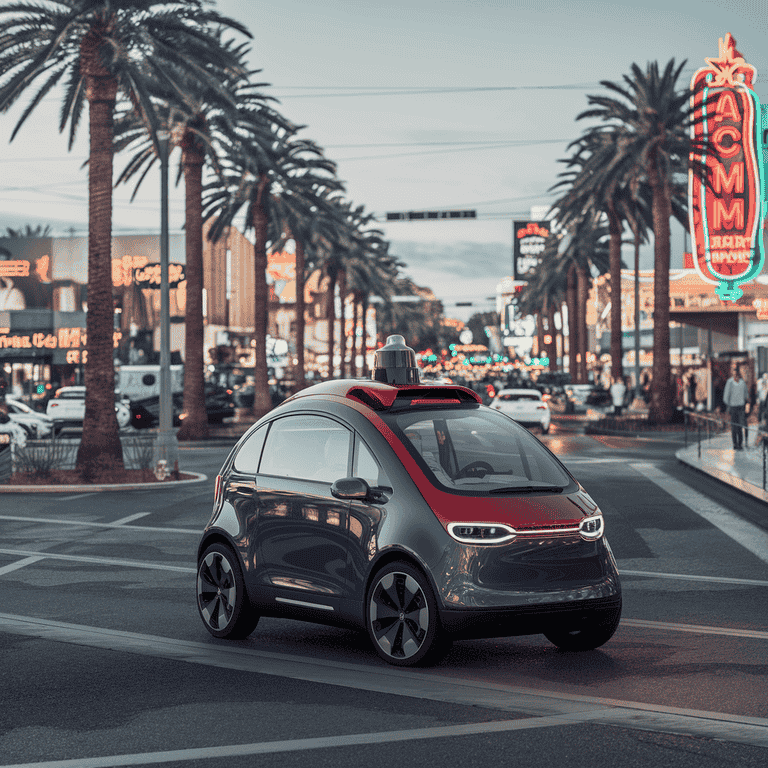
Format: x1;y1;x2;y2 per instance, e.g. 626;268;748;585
353;437;390;489
259;415;351;482
233;424;268;473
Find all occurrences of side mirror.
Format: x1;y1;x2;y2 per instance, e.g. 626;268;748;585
331;477;387;504
331;477;370;500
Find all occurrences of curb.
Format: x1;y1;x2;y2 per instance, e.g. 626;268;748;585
0;471;208;493
676;446;768;504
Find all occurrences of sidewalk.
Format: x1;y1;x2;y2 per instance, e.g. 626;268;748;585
676;429;768;504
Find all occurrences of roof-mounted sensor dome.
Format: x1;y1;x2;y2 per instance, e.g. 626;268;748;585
372;335;420;385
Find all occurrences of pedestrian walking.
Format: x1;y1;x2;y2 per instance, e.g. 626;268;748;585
610;375;626;416
723;364;749;450
756;373;768;422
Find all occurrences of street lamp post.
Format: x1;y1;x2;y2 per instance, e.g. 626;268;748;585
153;130;179;476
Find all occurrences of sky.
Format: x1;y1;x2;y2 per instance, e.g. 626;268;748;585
0;0;766;321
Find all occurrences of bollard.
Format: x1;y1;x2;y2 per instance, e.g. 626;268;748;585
0;441;11;484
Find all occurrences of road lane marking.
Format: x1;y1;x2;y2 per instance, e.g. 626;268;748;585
621;618;768;640
112;512;151;525
0;549;193;573
619;569;768;587
0;612;766;750
0;515;198;535
630;462;768;565
0;714;614;768
0;556;45;577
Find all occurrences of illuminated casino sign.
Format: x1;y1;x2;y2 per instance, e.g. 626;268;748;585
513;221;556;280
689;33;766;301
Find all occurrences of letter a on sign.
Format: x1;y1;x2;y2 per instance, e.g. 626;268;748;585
688;33;766;300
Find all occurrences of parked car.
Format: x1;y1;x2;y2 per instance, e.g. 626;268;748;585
490;388;551;433
46;386;132;430
564;384;595;413
5;397;55;438
196;335;621;667
129;384;235;429
0;412;28;448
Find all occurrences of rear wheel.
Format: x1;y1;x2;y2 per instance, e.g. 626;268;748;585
544;601;621;651
196;543;259;639
366;561;449;667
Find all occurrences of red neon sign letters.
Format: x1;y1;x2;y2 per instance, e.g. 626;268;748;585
688;33;765;301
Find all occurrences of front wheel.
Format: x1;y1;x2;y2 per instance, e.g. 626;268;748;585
196;543;259;640
544;601;621;651
366;561;449;667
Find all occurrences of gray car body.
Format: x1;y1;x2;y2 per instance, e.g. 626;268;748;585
198;392;621;641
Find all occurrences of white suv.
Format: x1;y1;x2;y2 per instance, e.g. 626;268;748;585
46;386;132;430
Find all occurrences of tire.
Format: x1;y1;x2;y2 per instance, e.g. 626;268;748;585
544;601;622;651
366;561;449;667
196;543;259;640
541;423;550;434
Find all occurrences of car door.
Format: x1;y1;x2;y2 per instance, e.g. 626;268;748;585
256;414;355;601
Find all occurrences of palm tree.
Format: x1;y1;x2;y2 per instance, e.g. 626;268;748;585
0;0;248;477
113;49;274;440
577;59;704;422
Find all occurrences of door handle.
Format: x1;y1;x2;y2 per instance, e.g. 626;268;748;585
229;480;256;494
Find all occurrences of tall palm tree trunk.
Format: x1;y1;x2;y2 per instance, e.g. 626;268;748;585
566;264;578;381
648;159;674;423
294;237;306;390
361;297;370;377
607;203;624;382
177;131;209;441
76;58;124;477
251;174;272;419
326;267;337;379
350;295;359;377
548;302;558;372
338;268;347;378
577;265;589;383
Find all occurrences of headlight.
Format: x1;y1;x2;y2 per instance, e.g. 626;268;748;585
447;522;517;545
579;515;604;540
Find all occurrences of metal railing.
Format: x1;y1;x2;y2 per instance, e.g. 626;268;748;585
684;409;768;490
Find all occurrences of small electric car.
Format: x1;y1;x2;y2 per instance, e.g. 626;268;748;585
196;336;621;666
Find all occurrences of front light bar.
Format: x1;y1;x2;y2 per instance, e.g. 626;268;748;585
447;522;517;545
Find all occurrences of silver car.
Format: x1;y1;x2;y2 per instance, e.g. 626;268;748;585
5;398;55;438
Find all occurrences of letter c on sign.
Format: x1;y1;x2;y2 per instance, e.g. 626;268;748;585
712;125;741;158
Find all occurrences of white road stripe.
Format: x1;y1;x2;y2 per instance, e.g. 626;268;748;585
57;493;97;501
0;556;45;577
0;714;611;768
621;618;768;640
619;569;768;587
112;512;151;526
630;462;768;565
0;515;198;535
0;612;766;750
0;549;193;573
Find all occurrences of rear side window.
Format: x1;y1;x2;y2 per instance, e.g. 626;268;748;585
233;424;268;473
259;415;351;482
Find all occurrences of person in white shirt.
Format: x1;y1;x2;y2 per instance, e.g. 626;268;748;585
723;365;749;450
610;376;627;416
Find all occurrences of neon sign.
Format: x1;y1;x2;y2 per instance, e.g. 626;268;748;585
689;33;766;301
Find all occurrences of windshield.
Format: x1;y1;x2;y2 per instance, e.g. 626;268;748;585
382;405;574;494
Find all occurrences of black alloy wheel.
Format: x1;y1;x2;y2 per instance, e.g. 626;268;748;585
544;601;622;651
196;543;259;640
366;561;448;667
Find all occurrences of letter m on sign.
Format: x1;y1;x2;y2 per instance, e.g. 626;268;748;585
713;199;744;230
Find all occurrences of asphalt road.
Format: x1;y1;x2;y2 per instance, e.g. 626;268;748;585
0;420;766;767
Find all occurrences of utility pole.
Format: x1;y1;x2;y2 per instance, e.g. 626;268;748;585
153;130;179;478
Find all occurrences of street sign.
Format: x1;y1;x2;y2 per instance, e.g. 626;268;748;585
385;210;476;221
